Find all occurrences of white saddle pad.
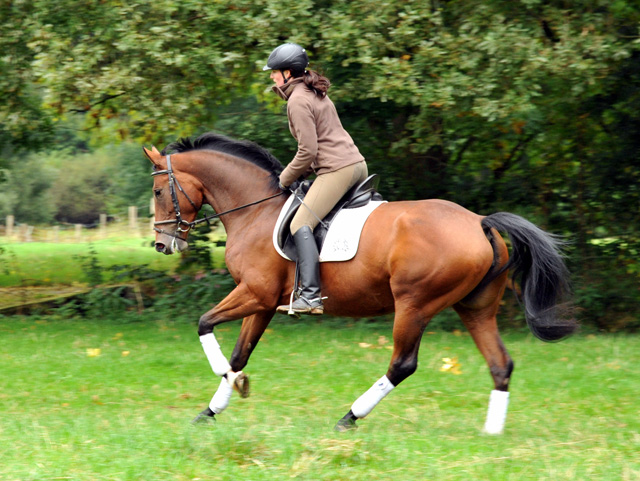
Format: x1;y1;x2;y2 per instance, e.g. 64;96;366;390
272;196;386;262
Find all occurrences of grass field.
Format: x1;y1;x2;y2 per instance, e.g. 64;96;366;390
0;237;180;287
1;315;638;481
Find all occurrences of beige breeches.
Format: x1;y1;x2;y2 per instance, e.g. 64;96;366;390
290;161;368;235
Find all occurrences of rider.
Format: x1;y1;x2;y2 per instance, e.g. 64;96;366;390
264;42;368;316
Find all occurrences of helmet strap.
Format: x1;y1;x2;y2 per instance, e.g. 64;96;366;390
280;70;290;84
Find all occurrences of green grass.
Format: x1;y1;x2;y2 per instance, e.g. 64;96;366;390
0;315;638;480
0;236;229;288
0;237;178;286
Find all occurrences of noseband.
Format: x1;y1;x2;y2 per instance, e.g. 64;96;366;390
151;154;286;239
151;155;199;236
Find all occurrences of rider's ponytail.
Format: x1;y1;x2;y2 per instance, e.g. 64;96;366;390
291;69;330;98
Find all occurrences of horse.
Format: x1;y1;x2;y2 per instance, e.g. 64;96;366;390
144;132;575;434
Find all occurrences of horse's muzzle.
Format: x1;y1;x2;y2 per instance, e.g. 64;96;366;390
155;232;188;255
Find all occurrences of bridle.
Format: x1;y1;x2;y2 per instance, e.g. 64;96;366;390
151;154;286;239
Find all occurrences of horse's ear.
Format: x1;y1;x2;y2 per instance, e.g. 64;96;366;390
143;146;163;167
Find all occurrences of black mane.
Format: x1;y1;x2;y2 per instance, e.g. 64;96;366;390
161;132;284;179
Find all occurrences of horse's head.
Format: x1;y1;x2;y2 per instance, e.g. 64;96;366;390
144;146;203;255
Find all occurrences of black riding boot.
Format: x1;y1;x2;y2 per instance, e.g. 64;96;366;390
277;225;324;315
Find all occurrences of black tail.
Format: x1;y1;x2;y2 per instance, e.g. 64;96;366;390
482;212;577;341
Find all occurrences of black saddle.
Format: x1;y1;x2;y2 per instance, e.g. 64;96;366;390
277;174;383;261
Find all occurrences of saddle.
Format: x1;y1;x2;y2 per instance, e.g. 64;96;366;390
276;174;384;262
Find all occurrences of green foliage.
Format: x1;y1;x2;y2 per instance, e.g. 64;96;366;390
0;2;54;154
50;154;111;224
1;0;639;329
212;96;298;163
103;142;155;212
0;143;150;225
73;245;105;287
0;155;56;224
51;232;235;319
174;224;215;273
52;285;137;319
571;240;640;332
0;245;8;276
150;271;237;316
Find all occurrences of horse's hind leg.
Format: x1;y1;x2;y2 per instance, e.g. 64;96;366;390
335;305;428;431
454;297;514;434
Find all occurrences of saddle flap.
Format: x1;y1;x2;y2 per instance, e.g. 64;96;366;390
276;181;310;250
274;174;384;262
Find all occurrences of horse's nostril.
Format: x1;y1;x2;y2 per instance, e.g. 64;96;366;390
155;243;166;252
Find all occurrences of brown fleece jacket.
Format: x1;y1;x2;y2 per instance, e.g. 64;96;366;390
275;78;365;187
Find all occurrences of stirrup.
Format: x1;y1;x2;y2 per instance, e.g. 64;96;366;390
290;295;325;315
275;290;301;317
276;292;325;316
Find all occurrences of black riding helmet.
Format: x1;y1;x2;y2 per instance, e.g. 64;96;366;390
262;43;309;73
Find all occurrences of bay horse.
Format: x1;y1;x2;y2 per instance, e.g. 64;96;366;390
144;132;575;434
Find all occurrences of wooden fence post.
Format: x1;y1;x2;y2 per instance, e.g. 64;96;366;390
19;224;32;242
75;224;82;242
6;215;14;237
129;206;138;236
100;214;107;239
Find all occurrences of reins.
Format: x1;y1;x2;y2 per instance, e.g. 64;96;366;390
151;154;286;238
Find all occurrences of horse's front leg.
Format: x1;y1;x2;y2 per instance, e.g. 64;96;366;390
193;284;273;424
214;310;275;401
229;310;276;372
197;282;270;375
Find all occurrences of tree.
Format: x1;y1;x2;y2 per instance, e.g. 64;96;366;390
0;156;56;225
49;155;110;224
2;0;639;327
0;1;54;155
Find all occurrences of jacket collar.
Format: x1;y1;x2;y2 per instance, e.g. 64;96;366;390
272;77;305;101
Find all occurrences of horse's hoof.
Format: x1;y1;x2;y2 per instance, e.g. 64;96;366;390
334;417;358;432
191;407;216;425
229;371;250;398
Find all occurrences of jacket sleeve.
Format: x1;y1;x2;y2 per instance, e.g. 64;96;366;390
279;97;317;187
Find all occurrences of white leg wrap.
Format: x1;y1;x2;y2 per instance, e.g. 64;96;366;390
351;375;395;419
200;333;231;377
483;390;510;434
209;377;233;414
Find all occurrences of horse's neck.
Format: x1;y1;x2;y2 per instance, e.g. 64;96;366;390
188;152;282;235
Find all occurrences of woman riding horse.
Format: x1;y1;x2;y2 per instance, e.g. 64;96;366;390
264;43;369;316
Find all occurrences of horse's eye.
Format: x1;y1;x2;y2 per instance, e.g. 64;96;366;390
154;189;162;198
